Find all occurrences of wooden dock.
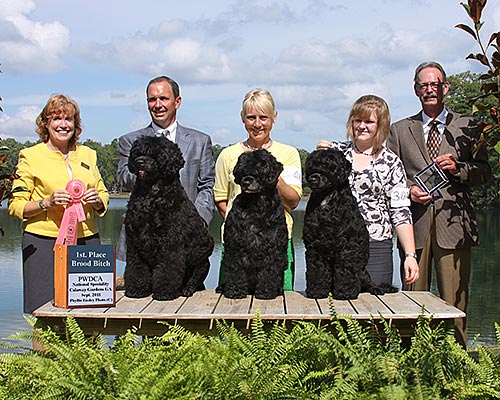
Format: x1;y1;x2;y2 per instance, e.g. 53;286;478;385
33;290;465;337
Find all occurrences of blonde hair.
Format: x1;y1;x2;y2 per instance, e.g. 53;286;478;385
346;95;390;150
35;94;82;144
240;88;277;121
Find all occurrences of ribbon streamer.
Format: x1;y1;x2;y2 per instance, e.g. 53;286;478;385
55;179;87;246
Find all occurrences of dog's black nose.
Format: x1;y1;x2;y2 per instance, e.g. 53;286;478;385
240;176;256;187
135;157;146;168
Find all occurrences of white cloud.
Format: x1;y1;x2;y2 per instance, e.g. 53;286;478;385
0;0;496;150
0;105;39;142
285;112;307;132
0;0;35;17
228;1;297;24
0;3;70;74
212;128;233;144
78;32;233;82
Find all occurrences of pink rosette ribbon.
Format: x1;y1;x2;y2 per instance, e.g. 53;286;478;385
55;179;87;246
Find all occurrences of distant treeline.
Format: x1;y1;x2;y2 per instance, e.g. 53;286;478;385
1;136;499;207
0;138;310;195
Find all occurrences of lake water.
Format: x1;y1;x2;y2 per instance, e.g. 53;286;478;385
0;198;498;347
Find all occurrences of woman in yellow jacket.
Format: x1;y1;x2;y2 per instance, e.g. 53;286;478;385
8;94;109;313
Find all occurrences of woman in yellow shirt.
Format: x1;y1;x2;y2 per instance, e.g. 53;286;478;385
214;88;302;290
8;94;109;313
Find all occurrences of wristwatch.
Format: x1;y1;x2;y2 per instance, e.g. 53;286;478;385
405;253;418;259
38;199;47;210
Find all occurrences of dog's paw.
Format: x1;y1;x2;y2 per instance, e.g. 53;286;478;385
223;291;247;299
124;290;151;299
369;284;398;295
305;290;329;299
331;292;358;300
181;287;196;297
153;292;180;301
254;291;280;300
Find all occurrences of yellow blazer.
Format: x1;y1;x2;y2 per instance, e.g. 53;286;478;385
8;142;109;238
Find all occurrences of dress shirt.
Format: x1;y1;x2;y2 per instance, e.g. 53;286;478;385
152;121;178;142
422;109;447;141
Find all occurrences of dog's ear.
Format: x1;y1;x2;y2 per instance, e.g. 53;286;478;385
232;152;247;185
331;150;351;184
304;150;319;179
265;152;283;185
158;138;185;176
128;136;146;174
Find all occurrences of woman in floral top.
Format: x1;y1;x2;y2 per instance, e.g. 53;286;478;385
317;95;419;287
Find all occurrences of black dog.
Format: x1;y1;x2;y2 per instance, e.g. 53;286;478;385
303;148;397;300
124;135;214;300
221;149;288;299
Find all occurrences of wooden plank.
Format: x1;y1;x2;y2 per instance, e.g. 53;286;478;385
284;291;322;318
69;306;112;315
349;292;393;318
376;292;431;318
403;291;465;319
33;290;466;339
105;295;152;316
140;297;187;317
175;290;220;318
33;300;72;317
114;291;125;302
316;297;357;316
213;295;252;317
250;296;285;317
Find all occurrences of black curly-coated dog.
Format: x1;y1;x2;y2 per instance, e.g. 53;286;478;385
124;135;214;300
221;149;288;299
303;148;397;300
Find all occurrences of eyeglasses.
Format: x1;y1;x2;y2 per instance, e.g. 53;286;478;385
417;81;444;92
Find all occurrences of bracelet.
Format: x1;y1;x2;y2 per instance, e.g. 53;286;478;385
405;253;417;259
38;199;47;210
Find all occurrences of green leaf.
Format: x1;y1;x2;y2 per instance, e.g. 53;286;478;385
493;140;500;154
460;2;471;18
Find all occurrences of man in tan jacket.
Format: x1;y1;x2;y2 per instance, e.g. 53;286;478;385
387;61;491;347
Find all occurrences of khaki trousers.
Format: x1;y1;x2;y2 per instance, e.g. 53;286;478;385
402;206;471;348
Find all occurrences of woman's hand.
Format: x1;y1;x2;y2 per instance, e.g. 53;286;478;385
83;188;104;210
404;256;420;284
316;140;333;150
48;190;71;207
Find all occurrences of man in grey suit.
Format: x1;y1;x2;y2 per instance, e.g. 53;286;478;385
116;76;215;259
387;61;491;347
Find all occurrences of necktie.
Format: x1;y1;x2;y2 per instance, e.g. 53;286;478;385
157;129;170;139
426;120;441;160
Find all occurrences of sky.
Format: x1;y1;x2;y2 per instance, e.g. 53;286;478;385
0;0;499;152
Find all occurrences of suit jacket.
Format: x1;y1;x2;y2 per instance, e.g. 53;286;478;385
115;123;215;261
387;110;491;250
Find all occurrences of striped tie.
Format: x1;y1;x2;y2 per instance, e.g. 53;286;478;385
426;120;440;160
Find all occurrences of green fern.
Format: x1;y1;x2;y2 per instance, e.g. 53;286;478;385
1;313;499;399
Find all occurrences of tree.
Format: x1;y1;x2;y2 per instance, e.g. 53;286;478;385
446;71;500;207
456;0;500;153
82;139;119;192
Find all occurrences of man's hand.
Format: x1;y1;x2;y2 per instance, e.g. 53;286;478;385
435;153;459;175
410;184;432;204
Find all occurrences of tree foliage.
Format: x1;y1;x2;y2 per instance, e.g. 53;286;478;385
447;71;500;207
456;0;500;152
